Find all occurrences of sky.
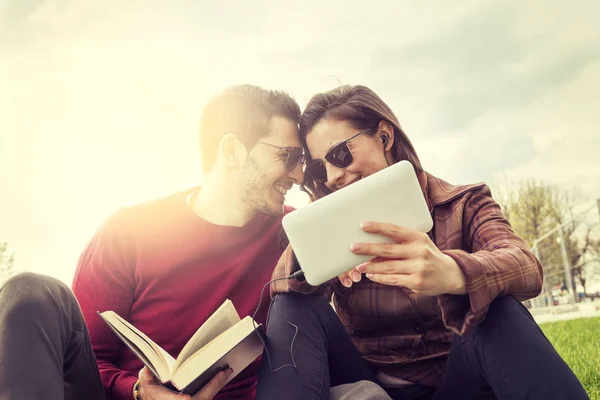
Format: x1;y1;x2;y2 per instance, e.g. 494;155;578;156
1;0;599;285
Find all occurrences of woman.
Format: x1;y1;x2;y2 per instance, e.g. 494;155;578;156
256;85;588;400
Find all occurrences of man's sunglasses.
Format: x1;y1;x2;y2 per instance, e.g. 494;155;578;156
305;127;372;183
257;142;305;171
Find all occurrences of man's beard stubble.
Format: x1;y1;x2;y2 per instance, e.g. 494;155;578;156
239;155;281;217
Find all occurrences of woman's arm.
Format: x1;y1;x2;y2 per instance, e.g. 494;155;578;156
350;184;542;335
438;185;543;335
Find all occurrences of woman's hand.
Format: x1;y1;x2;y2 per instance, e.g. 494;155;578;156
338;267;363;288
348;222;467;296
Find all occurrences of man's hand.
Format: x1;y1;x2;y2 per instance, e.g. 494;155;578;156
191;368;232;400
347;222;467;296
137;366;232;400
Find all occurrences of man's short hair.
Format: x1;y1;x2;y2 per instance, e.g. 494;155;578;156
199;85;301;174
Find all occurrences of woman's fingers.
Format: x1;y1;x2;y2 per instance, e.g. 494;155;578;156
338;269;361;287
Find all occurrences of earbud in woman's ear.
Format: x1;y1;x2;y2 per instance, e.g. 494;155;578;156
380;135;389;145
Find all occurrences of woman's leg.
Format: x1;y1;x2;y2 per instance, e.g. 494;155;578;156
256;293;378;400
432;295;589;400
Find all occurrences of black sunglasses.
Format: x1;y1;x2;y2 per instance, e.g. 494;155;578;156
257;142;305;171
305;127;372;183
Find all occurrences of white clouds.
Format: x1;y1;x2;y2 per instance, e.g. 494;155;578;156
1;0;599;283
491;59;600;198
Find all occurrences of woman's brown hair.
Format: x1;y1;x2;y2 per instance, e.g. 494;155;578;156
299;85;423;200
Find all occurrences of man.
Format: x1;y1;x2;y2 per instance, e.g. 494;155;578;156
0;85;305;400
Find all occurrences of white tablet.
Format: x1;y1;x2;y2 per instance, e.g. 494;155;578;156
282;160;433;286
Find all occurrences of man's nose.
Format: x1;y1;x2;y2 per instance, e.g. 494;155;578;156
288;162;304;185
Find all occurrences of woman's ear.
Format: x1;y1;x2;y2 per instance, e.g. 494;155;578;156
219;133;246;168
378;120;395;151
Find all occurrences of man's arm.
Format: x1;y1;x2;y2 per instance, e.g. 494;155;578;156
72;211;139;400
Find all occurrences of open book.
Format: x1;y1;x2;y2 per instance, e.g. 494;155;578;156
98;300;264;395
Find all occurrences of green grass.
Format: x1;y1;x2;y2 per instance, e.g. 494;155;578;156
540;317;600;399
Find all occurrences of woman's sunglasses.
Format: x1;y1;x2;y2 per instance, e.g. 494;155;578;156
257;142;305;171
305;127;372;183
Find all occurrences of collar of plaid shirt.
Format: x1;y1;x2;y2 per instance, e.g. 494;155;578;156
417;169;486;213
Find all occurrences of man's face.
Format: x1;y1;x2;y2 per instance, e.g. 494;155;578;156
239;116;304;216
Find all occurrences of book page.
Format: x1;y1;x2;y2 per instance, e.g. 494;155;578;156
173;299;240;372
99;311;175;380
107;322;162;379
172;317;263;392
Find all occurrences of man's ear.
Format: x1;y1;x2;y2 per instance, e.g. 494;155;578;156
219;133;246;168
378;120;395;151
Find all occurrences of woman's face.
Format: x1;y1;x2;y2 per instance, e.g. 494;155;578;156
305;119;391;192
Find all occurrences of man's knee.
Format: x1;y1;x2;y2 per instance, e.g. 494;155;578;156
2;272;69;297
0;272;74;320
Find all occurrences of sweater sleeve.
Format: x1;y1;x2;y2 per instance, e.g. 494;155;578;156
72;211;138;400
437;185;543;335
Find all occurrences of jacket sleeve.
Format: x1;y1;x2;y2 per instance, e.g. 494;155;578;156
437;185;543;335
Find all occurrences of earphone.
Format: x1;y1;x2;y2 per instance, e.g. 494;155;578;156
381;135;390;166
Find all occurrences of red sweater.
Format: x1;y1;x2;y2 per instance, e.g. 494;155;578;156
72;189;291;400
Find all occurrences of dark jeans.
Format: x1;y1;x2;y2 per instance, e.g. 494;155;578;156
0;273;107;400
256;294;378;400
256;293;589;400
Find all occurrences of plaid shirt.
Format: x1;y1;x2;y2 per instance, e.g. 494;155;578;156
271;171;543;387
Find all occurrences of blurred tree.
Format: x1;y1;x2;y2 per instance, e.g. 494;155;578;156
497;180;597;298
0;242;19;287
